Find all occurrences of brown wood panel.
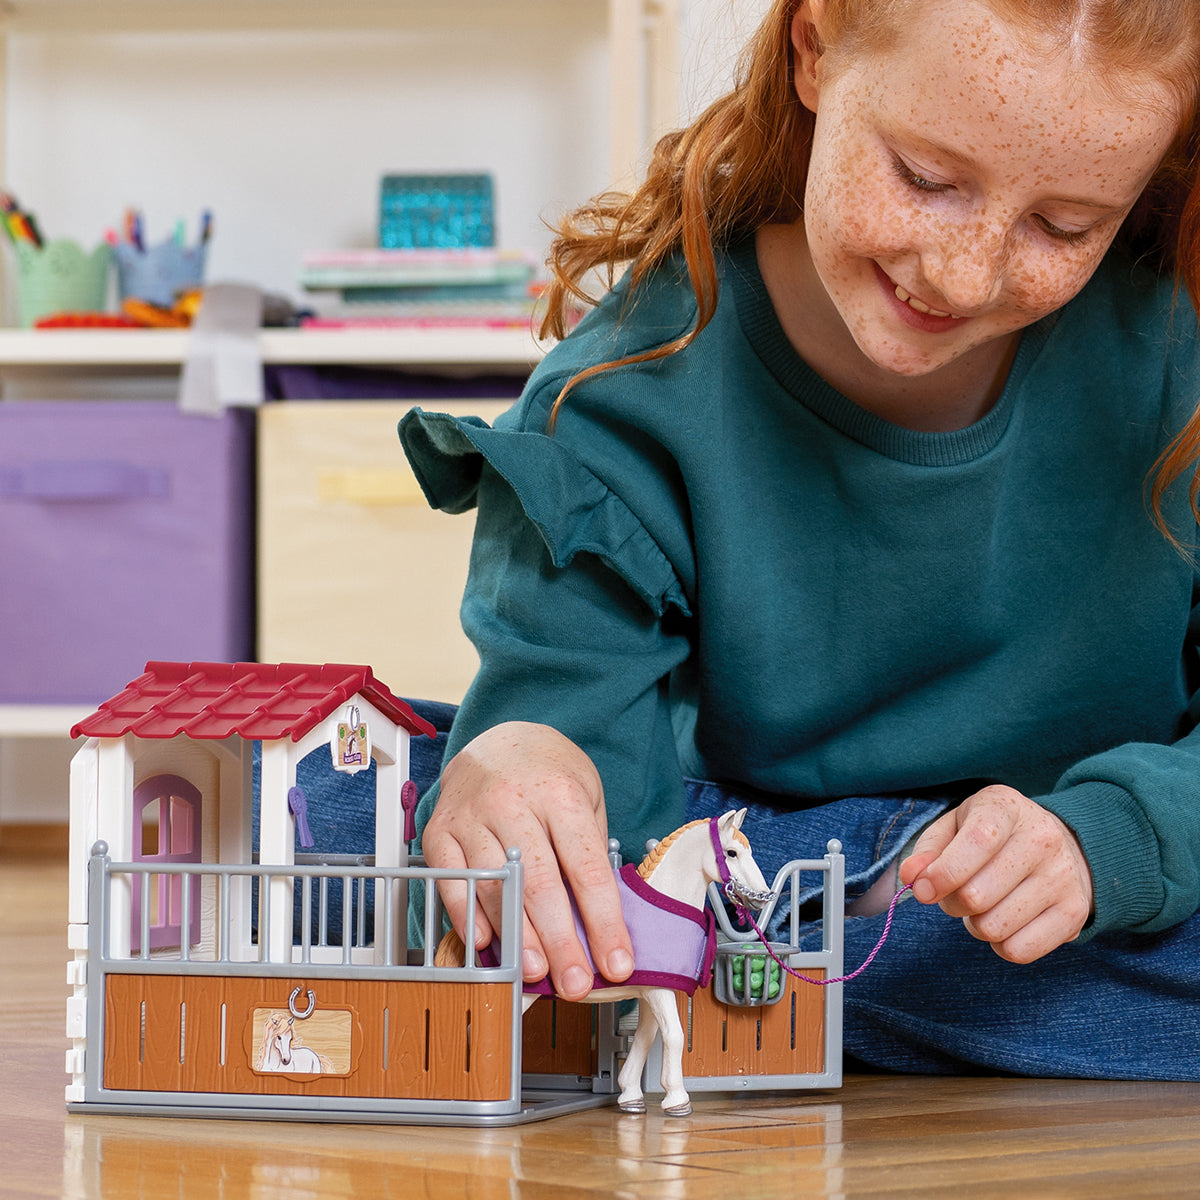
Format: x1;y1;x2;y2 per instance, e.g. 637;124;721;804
103;973;514;1102
180;975;230;1092
141;975;184;1086
386;984;430;1089
681;971;826;1078
521;997;596;1077
101;973;144;1091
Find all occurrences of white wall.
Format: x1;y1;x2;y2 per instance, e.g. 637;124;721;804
678;0;774;122
2;11;611;307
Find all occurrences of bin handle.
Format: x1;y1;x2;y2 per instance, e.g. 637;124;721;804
0;460;169;502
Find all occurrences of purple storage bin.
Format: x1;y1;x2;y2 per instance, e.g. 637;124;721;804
0;403;253;703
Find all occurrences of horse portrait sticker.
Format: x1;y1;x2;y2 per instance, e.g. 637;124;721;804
332;704;371;775
249;1000;354;1078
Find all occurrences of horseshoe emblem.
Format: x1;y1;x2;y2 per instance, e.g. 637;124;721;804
288;986;316;1020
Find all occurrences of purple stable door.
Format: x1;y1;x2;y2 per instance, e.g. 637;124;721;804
131;774;202;953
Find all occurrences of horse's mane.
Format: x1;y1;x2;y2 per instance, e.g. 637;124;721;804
257;1010;287;1069
637;817;749;881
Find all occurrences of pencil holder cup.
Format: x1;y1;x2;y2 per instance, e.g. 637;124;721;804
14;239;112;327
115;239;207;308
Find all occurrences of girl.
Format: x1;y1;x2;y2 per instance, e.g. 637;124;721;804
398;0;1200;1077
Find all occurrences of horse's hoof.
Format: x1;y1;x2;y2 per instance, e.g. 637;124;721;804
619;1099;647;1115
662;1101;693;1117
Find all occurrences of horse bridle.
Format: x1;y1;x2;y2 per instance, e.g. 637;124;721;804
709;815;776;924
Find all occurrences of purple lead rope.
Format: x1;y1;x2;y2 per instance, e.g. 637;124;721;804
710;816;909;987
738;882;912;986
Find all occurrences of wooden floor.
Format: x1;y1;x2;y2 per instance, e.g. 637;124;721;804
5;826;1200;1199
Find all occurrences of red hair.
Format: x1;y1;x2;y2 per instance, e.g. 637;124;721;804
539;0;1200;541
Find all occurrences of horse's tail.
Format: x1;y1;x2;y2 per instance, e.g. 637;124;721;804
434;928;468;967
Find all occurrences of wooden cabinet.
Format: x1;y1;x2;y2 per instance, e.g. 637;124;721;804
257;398;513;705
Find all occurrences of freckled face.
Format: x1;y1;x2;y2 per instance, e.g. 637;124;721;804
797;0;1182;381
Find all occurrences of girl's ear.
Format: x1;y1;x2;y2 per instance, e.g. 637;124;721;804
791;0;827;113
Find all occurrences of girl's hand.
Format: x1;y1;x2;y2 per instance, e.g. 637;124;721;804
420;721;635;1000
898;785;1094;963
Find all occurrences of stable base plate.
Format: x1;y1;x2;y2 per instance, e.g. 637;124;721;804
68;1089;618;1127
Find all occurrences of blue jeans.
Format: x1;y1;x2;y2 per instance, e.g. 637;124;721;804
279;700;1200;1082
250;701;457;944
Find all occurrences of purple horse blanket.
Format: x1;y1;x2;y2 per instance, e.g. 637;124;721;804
489;862;717;997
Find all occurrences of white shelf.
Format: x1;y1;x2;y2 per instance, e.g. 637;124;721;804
0;326;548;372
0;1;604;30
0;704;93;738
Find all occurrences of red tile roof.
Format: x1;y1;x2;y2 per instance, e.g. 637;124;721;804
70;661;437;743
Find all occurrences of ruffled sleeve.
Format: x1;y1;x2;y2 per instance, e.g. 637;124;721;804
399;407;691;619
396;398;696;865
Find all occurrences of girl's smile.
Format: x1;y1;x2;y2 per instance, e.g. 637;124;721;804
760;0;1183;431
879;265;962;328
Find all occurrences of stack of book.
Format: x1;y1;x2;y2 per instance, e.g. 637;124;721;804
298;247;542;329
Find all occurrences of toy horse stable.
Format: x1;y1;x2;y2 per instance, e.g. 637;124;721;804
65;660;846;1125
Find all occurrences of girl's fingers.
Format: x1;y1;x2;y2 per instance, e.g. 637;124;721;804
902;787;1027;906
899;810;962;900
899;786;1093;962
422;828;499;953
424;807;606;992
964;888;1089;964
549;815;634;986
419;724;633;996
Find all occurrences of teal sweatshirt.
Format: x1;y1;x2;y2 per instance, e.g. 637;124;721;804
400;237;1200;939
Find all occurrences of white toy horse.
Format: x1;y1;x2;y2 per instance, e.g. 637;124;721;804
439;808;772;1116
255;1010;333;1074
